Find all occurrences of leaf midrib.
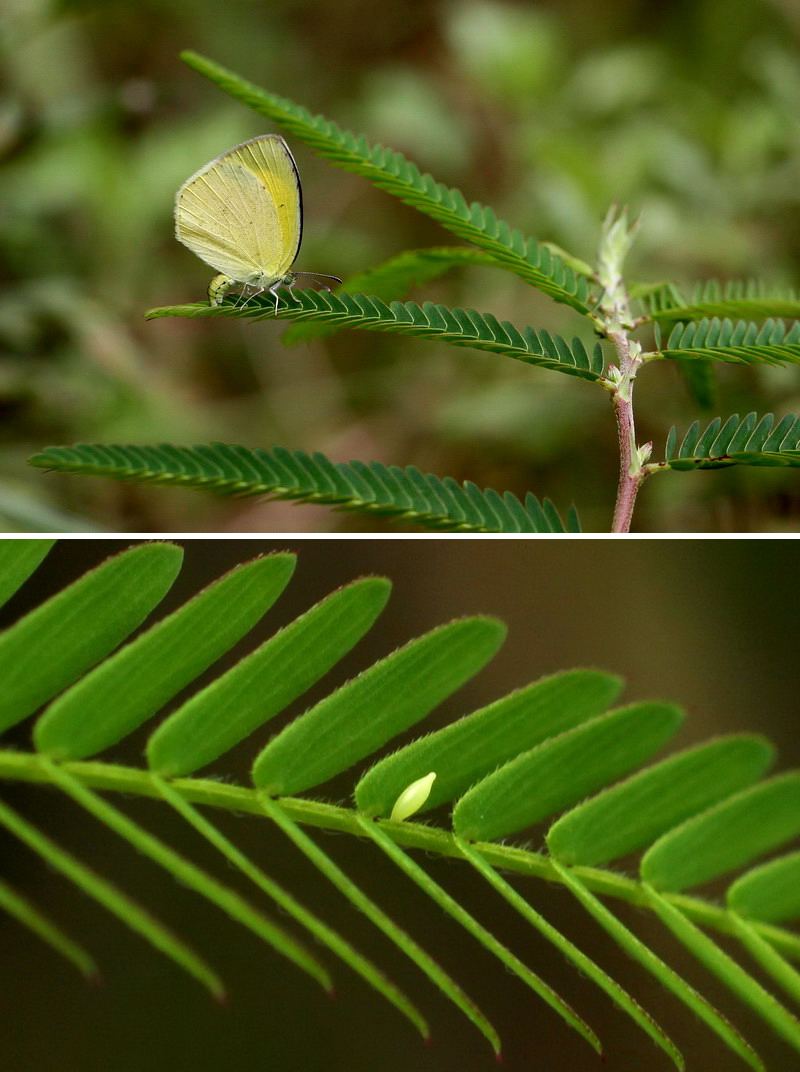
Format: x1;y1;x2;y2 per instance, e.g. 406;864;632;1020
2;747;798;962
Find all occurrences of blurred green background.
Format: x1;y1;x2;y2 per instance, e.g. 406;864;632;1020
2;0;800;532
1;537;799;1070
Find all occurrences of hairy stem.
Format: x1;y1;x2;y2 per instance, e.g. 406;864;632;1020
609;329;647;533
595;206;649;533
1;749;799;964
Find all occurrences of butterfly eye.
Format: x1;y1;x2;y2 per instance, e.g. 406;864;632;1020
389;772;437;822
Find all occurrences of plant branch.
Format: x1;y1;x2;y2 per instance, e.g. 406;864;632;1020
595;206;651;532
609;329;649;532
2;749;798;963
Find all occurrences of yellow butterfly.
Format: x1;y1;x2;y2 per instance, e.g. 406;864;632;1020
175;134;341;311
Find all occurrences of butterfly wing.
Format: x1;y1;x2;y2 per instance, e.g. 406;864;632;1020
228;135;303;274
175;134;302;285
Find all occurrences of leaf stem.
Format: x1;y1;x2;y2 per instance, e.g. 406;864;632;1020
2;750;799;965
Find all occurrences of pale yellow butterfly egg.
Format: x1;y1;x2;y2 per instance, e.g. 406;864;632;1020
390;772;437;822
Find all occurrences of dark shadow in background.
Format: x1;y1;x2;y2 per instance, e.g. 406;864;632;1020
0;538;798;1072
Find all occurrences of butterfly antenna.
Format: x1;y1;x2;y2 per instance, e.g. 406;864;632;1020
293;271;343;293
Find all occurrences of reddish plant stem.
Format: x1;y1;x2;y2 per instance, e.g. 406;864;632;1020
595;208;650;532
608;329;646;534
611;390;643;533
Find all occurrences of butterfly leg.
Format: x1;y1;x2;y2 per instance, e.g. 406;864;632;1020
269;278;297;315
208;274;235;306
265;281;284;315
284;276;301;307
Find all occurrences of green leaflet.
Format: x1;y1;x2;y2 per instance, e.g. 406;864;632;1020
641;772;800;893
0;876;97;979
151;775;429;1039
27;444;579;534
0;540;55;609
41;758;332;993
179;51;593;314
452;701;684;842
253;617;507;795
549;861;686;1071
355;669;623;818
147;578;392;777
259;794;501;1056
648;280;800;323
0;544;183;734
0;793;224;999
34;554;297;761
728;851;800;924
453;837;677;1064
660;318;800;367
5;540;800;1066
547;735;775;867
644;885;800;1058
146;291;605;382
5;742;800;964
635;279;688;316
730;912;800;1008
661;412;800;471
356;815;603;1057
282;247;500;345
553;860;761;1072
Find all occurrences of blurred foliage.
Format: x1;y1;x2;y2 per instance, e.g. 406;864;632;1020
2;0;800;531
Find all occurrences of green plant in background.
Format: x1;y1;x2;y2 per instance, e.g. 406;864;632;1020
4;0;800;534
28;53;800;533
2;540;800;1067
